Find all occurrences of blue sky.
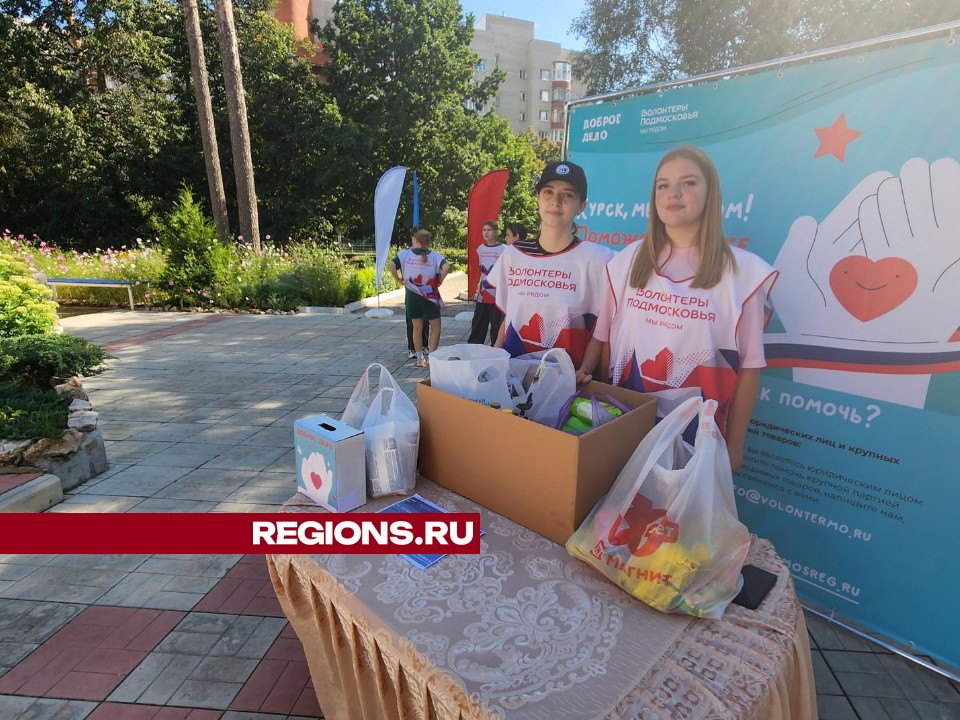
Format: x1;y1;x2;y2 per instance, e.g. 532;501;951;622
459;0;587;50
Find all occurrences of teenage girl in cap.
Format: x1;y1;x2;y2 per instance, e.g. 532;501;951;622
489;161;614;369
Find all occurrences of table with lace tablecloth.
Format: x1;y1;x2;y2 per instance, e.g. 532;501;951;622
268;481;816;720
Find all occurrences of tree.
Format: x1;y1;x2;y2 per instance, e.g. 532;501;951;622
570;0;675;94
0;0;362;248
214;0;261;253
0;0;196;247
235;4;360;240
316;0;503;241
486;128;556;235
183;0;230;243
571;0;960;94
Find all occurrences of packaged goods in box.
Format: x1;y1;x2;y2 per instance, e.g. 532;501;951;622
417;380;657;544
294;414;366;512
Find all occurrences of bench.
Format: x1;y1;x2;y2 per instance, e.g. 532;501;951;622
46;278;145;310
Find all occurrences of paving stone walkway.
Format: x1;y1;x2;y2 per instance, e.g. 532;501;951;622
1;277;958;719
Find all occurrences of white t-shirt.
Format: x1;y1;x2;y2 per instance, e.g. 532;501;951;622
394;248;446;306
595;242;777;434
476;243;506;304
489;240;614;367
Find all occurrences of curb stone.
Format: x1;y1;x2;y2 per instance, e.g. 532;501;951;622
0;473;63;512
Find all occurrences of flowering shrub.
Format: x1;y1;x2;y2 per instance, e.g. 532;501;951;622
2;230;165;306
1;230;402;311
0;250;59;337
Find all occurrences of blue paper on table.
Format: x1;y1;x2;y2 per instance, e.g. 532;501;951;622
378;494;482;570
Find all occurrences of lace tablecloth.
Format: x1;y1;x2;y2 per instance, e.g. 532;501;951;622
268;483;816;720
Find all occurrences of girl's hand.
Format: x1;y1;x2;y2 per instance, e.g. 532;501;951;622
575;369;593;386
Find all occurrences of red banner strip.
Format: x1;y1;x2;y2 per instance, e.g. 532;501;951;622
0;513;482;554
467;168;510;296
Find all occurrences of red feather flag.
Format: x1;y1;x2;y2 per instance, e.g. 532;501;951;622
466;169;510;298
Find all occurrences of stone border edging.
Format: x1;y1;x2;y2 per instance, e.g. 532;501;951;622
0;376;109;509
0;474;63;512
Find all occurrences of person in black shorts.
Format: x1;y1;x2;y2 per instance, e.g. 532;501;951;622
390;229;450;367
402;227;429;357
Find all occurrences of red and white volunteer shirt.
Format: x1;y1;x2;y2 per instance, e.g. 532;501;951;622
490;240;614;367
595;242;776;434
476;243;506;304
395;248;446;306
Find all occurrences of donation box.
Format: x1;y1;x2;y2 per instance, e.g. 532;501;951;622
293;414;366;512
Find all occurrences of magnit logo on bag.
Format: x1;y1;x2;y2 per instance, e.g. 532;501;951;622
608;494;679;557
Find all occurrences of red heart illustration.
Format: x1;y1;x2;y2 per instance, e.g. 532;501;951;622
309;471;323;490
518;313;545;344
640;347;673;382
829;256;917;322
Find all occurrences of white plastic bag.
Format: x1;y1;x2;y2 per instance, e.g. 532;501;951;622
429;344;513;408
343;364;419;497
567;397;750;618
508;349;577;426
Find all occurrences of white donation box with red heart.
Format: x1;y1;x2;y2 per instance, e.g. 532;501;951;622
293;415;366;512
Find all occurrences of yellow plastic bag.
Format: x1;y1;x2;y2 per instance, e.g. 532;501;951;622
567;398;750;618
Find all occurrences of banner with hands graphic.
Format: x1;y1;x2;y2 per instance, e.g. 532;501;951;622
772;157;960;407
567;29;960;670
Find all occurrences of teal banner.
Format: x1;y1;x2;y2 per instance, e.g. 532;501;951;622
568;32;960;669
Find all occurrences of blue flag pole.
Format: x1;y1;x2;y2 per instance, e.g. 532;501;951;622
412;170;420;227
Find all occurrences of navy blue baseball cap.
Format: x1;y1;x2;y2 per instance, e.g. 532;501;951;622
536;160;587;199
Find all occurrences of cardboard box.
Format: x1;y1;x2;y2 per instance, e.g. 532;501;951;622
417;381;657;544
294;414;366;512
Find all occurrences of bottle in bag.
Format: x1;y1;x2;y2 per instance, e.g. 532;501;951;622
382;437;402;492
366;434;403;497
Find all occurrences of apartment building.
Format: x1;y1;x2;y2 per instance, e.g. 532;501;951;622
273;3;584;142
470;14;586;145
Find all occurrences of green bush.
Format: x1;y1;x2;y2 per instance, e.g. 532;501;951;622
0;334;109;387
345;266;379;302
208;243;243;307
288;244;353;307
0;252;59;337
159;188;220;306
0;382;70;440
2;232;404;312
435;246;467;272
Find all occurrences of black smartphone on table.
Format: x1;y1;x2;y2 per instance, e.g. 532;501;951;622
731;564;778;610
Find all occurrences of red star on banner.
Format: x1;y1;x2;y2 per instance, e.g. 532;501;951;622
814;113;862;161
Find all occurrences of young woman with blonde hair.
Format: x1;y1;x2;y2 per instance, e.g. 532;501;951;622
578;146;777;470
